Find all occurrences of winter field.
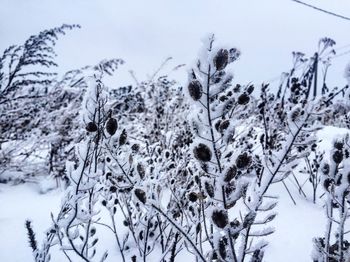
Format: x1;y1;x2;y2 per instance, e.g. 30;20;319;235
1;1;350;262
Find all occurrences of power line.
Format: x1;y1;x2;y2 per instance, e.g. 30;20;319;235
291;0;350;22
333;49;350;59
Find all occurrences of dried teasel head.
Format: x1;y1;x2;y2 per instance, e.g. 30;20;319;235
333;150;343;164
236;152;252;169
218;120;230;133
86;122;98;132
321;163;330;175
212;209;229;228
119;129;127;146
188;192;198;202
134;188;147;204
323;178;334;191
214;49;229;71
205;181;215;198
193;143;212;162
224;165;237;182
334;141;344;151
237;93;250;105
188;80;203;101
106;117;118;136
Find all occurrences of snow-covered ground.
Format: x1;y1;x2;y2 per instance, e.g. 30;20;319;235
0;183;62;261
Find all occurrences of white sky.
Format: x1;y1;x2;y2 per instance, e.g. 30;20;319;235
1;0;350;88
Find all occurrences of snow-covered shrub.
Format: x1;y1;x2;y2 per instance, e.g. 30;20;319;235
28;75;111;261
301;148;325;203
27;34;348;262
0;25;79;182
0;25;124;184
272;38;350;204
313;135;350;262
171;35;337;261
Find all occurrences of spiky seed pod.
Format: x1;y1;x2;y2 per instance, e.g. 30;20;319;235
246;85;254;95
134;189;147;204
212;209;229;228
188;80;203;101
131;143;140;153
322;163;330;175
219;120;230;133
237;93;250;105
291;108;301;122
214;49;229;71
188;192;198;202
110;186;117;193
236;152;252;169
119;129;127;146
224;165;237;182
205;181;215;198
218;237;228;260
106;118;118;136
137;163;145;179
193;143;212;162
86;122;98;132
333;150;343;164
323;178;334;191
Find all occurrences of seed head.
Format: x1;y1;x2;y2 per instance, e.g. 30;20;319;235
193;143;212;162
236;152;252;169
134;189;147;204
188;80;203;101
237;93;250;105
214;49;229;71
333;150;343;164
86;122;98;132
212;209;229;228
106;118;118;136
224;165;237;182
188;192;198;202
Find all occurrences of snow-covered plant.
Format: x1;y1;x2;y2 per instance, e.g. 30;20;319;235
29;75;110;261
27;33;349;262
276;38;349;204
169;35;334;262
302;147;324;203
42;58;123;185
115;66;193;261
313;135;350;262
145;35;260;261
0;25;79;182
0;24;123;184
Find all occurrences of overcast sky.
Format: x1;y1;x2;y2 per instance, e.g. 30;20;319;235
1;0;350;88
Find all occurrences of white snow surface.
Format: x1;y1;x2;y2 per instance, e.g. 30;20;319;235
0;183;62;261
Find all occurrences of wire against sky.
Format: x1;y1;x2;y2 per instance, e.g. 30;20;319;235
291;0;350;21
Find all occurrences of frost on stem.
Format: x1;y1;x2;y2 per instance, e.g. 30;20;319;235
313;135;350;262
32;75;109;262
